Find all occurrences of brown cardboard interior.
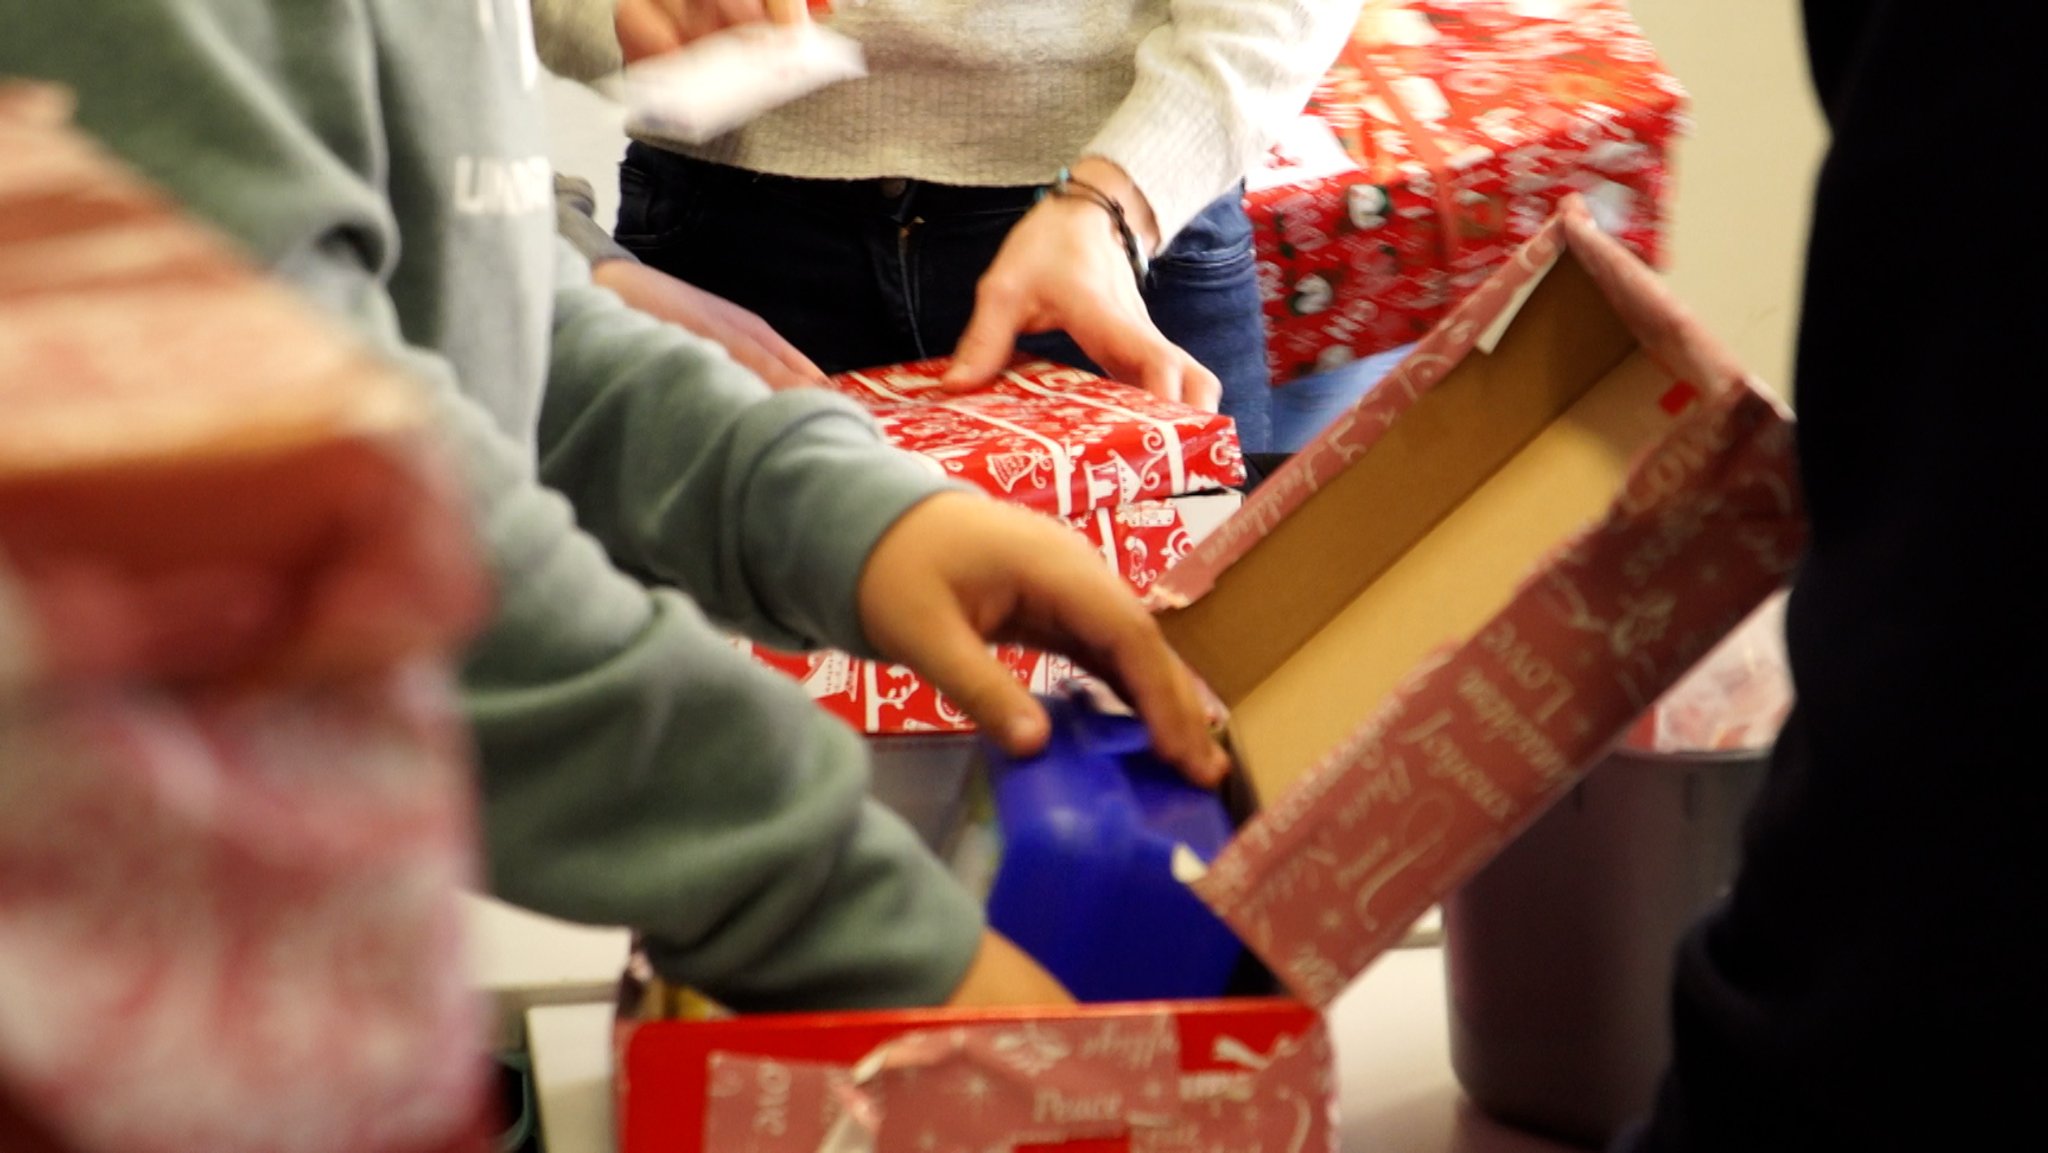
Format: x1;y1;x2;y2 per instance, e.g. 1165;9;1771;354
1159;252;1680;803
1157;254;1630;707
1228;348;1686;799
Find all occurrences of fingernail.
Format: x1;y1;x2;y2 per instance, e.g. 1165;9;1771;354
1006;714;1048;751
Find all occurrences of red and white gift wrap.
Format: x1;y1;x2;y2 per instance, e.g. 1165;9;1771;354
1161;204;1806;1006
741;360;1243;735
0;93;491;1153
1248;0;1686;384
828;360;1243;519
619;998;1332;1153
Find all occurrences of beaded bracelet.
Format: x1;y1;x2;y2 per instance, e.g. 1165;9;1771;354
1038;166;1150;286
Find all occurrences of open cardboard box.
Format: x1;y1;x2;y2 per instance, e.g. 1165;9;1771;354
613;200;1807;1153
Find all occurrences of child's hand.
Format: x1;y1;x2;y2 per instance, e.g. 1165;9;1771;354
944;930;1074;1008
857;492;1230;788
591;259;827;390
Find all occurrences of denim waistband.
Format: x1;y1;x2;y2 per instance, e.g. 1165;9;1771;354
623;143;1045;220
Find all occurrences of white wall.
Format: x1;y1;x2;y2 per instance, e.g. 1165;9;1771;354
1630;0;1827;395
539;2;1830;393
543;73;629;227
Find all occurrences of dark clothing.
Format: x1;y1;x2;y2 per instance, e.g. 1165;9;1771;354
614;145;1277;452
1626;3;2046;1150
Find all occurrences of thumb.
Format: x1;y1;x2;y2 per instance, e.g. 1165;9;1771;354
942;288;1026;392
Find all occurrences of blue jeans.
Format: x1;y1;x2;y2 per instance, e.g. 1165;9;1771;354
615;145;1275;452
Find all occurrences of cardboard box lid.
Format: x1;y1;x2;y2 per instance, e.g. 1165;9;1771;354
828;359;1245;519
1151;200;1803;1003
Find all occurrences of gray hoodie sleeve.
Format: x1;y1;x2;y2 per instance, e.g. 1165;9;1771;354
0;0;983;1012
554;172;637;266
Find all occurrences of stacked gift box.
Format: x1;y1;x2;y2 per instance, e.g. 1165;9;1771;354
1248;0;1686;384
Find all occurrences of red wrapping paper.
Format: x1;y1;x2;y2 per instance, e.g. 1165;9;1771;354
1248;0;1685;384
828;360;1244;519
618;999;1331;1153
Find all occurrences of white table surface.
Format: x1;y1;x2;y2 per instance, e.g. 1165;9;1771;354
520;942;1586;1153
466;896;631;1049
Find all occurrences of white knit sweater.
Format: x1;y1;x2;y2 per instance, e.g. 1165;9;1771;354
533;0;1363;244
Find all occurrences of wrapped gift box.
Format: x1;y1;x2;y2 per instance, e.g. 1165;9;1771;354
739;360;1244;735
0;91;491;1153
619;998;1331;1153
618;203;1807;1151
1248;0;1685;384
829;359;1244;517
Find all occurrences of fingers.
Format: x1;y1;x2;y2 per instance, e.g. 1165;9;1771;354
1032;590;1230;788
726;306;828;387
762;0;814;24
890;597;1055;756
724;334;816;390
713;0;772;31
642;0;764;45
941;278;1029;391
859;495;1229;786
0;83;73;127
1061;305;1211;410
1179;351;1223;412
700;306;822;389
615;0;685;60
1005;533;1230;786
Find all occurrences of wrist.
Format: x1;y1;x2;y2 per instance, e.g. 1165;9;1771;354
1068;156;1161;256
1037;163;1156;287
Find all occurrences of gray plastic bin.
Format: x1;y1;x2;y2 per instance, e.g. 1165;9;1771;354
1444;745;1767;1146
1443;594;1789;1147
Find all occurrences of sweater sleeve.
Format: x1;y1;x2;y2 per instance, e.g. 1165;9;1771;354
554;172;637;266
1084;0;1365;245
540;242;957;655
532;0;627;81
0;0;984;1012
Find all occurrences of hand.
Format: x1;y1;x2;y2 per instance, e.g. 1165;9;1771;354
614;0;812;63
944;930;1074;1008
858;492;1231;787
593;259;827;390
942;157;1221;412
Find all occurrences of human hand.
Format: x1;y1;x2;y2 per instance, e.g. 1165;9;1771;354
941;158;1221;412
614;0;813;63
592;259;827;390
858;492;1231;787
944;930;1074;1008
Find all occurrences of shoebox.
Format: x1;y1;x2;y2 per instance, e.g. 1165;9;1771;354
619;995;1331;1153
734;359;1244;735
1248;0;1685;385
616;201;1805;1151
